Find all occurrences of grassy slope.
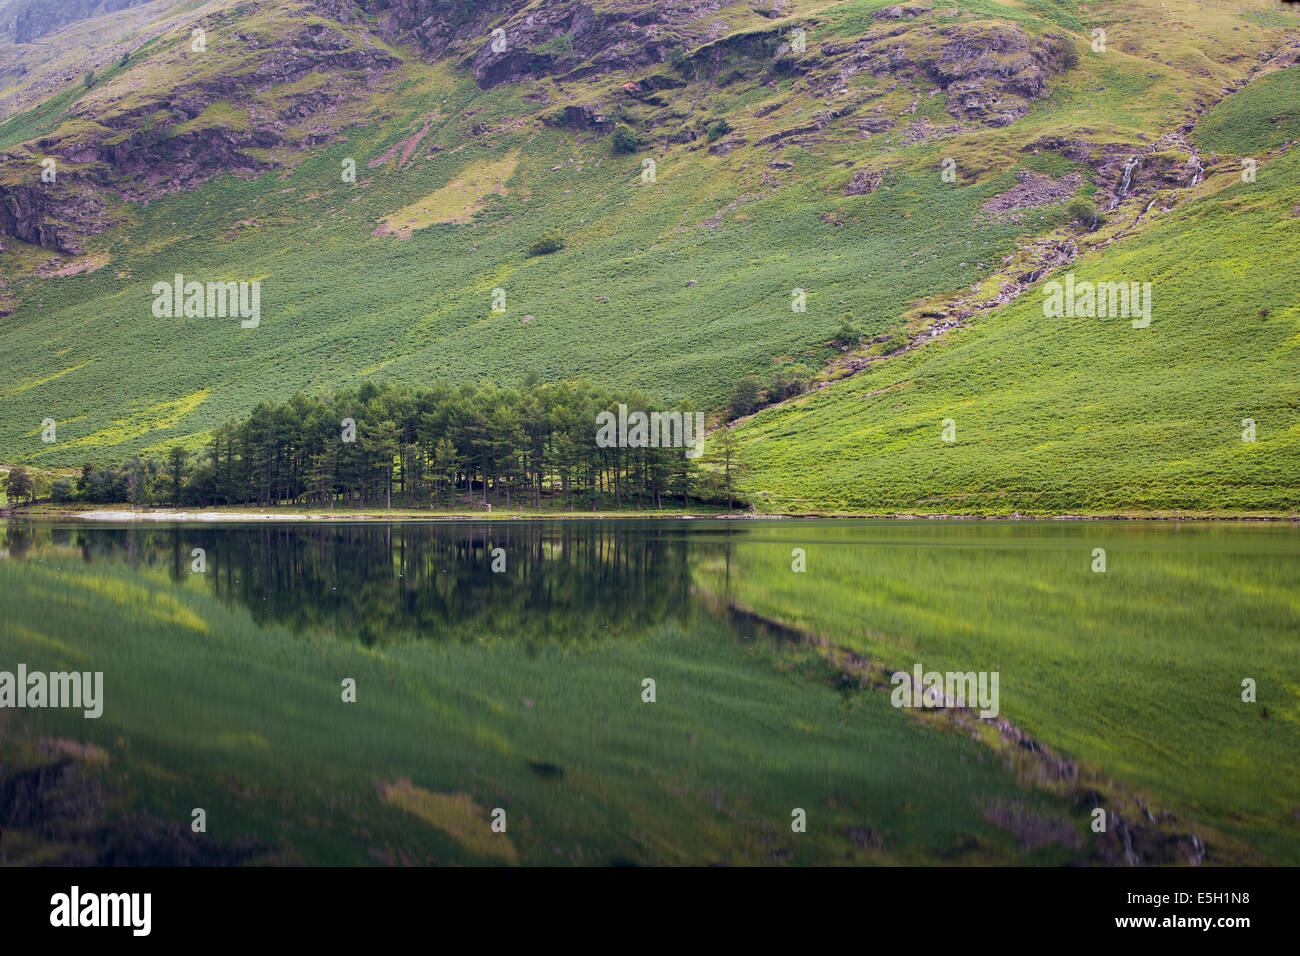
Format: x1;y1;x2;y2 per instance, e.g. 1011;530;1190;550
0;535;1088;865
0;0;191;131
734;107;1300;514
691;520;1300;863
0;0;1292;483
1195;64;1300;156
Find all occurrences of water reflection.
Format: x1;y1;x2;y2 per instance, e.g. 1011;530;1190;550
2;517;1298;864
9;521;712;646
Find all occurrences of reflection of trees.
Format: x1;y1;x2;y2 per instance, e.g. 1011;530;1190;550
23;522;698;646
3;519;37;558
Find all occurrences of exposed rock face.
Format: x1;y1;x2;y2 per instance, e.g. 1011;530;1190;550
0;176;113;255
930;24;1069;126
0;19;402;253
899;116;962;144
10;0;151;43
0;3;1073;257
681;25;793;82
983;170;1081;215
70;21;399;201
351;0;513;59
873;3;932;20
542;104;614;134
844;168;883;195
347;0;737;88
752;1;791;20
465;0;734;89
1023;133;1207;211
1023;135;1094;163
822;20;1069;128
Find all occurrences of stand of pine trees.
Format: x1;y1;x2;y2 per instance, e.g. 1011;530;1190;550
68;380;725;511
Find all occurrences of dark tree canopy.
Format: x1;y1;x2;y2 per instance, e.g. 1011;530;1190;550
68;379;730;512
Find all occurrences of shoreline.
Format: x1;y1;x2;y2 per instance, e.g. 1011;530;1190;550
4;506;1297;523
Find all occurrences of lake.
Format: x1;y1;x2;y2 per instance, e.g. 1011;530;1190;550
1;518;1296;865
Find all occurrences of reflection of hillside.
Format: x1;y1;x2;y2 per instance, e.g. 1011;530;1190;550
31;522;699;646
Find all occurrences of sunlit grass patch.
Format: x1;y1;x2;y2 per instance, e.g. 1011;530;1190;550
376;153;521;236
44;390;210;453
376;780;519;864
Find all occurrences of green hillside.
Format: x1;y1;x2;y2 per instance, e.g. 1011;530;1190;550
0;0;1297;514
733;125;1300;514
1195;64;1300;156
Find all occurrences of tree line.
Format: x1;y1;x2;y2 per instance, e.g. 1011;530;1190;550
17;379;746;511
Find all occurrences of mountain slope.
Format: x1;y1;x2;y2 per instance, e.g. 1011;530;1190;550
0;0;1296;517
734;79;1300;514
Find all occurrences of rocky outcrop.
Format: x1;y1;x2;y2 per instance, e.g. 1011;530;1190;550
472;3;651;88
542;103;614;134
929;25;1069;126
10;0;151;43
342;0;742;88
982;170;1081;215
844;168;883;196
1023;133;1207;211
0;176;113;255
0;2;1078;260
680;25;796;83
1022;134;1094;163
347;0;512;59
820;20;1069;128
0;19;402;253
873;3;932;20
462;0;744;88
899;116;962;144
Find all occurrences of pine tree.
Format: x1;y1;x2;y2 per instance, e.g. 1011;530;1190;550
433;438;457;508
167;446;188;506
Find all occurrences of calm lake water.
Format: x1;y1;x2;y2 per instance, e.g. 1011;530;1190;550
1;518;1297;865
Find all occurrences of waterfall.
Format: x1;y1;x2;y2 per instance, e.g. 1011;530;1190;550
1106;156;1141;212
1117;157;1139;198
